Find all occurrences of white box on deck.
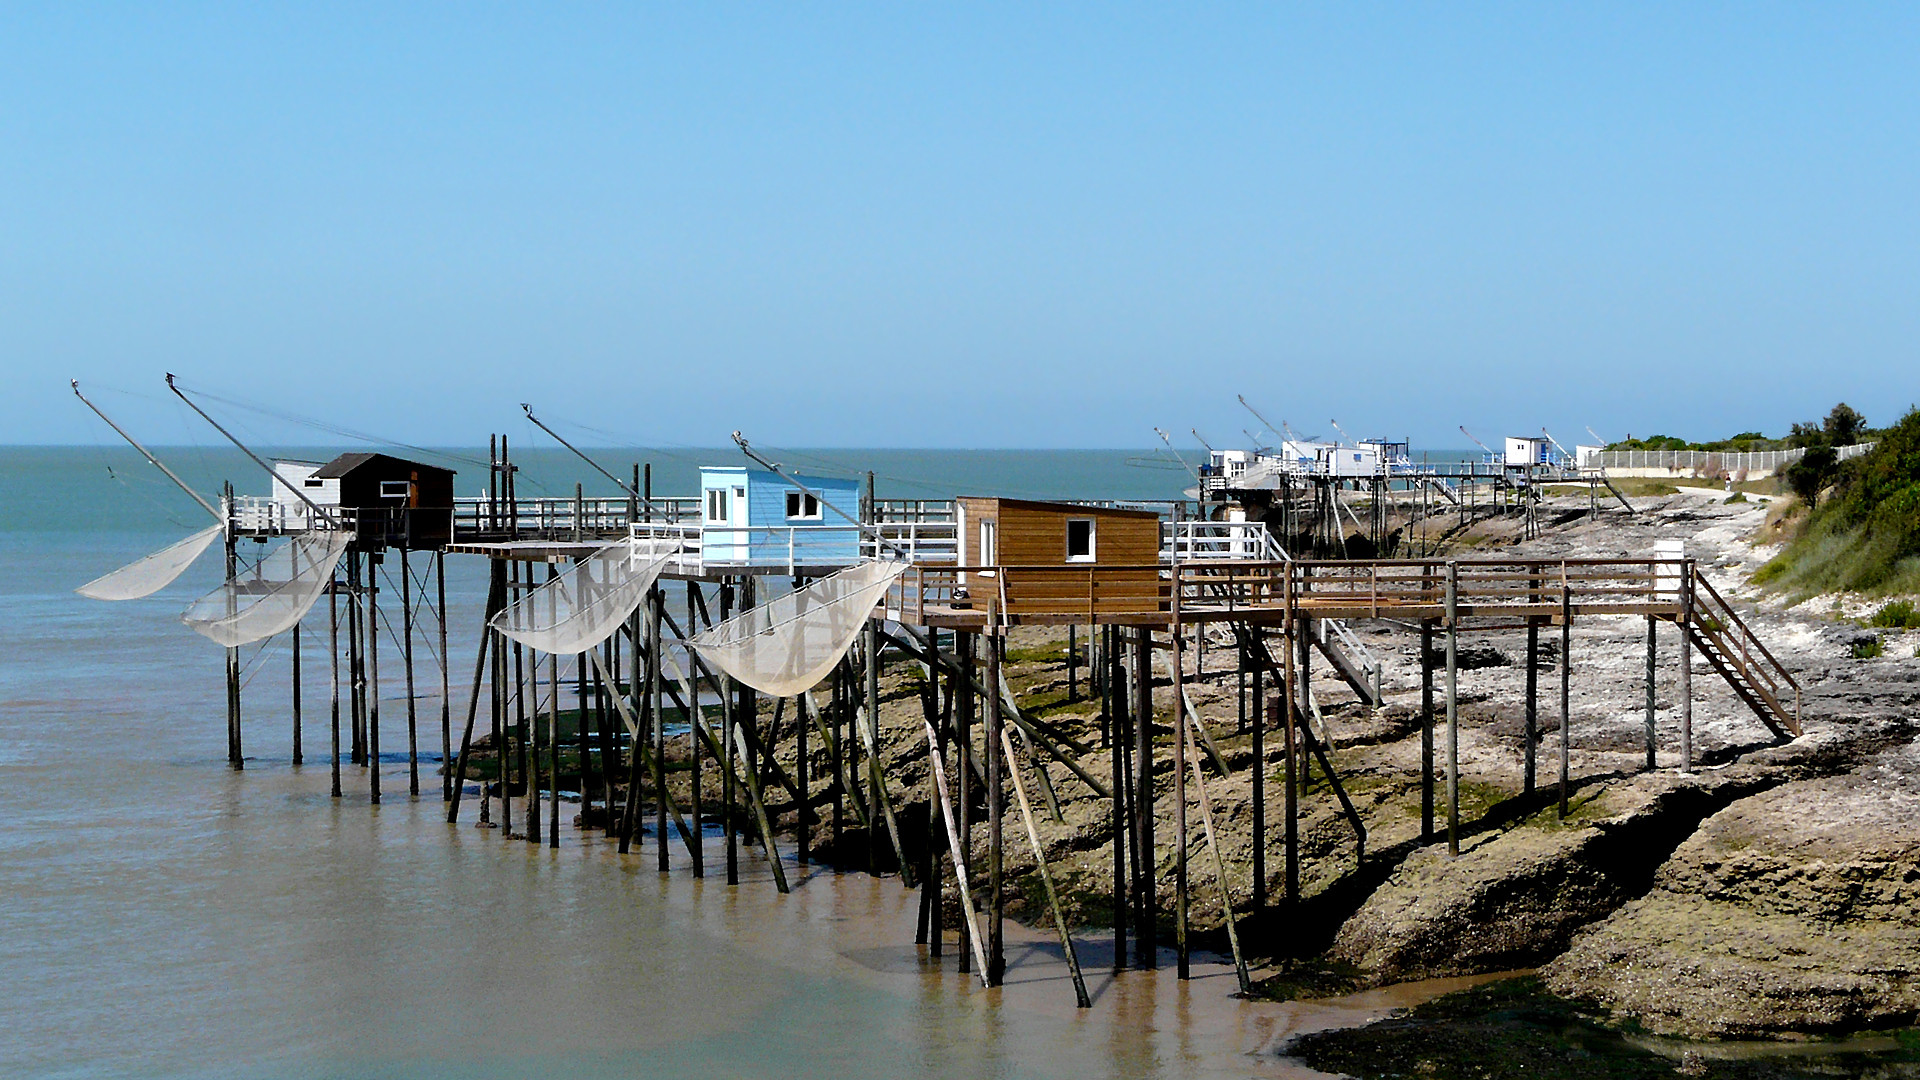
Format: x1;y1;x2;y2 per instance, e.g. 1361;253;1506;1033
272;461;340;528
1505;436;1550;466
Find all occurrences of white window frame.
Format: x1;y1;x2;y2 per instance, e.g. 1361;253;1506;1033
379;480;411;501
978;520;997;568
1065;518;1096;562
785;490;822;521
706;488;728;524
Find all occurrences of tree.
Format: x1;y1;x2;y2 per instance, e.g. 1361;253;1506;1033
1785;444;1838;508
1824;403;1865;447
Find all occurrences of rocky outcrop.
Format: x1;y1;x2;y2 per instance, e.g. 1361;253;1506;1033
1542;738;1920;1038
1327;772;1784;984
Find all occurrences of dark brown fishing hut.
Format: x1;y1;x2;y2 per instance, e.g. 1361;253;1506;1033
312;452;457;551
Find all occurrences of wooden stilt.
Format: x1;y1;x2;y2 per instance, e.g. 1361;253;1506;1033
549;651;561;847
957;631;975;976
224;484;242;770
1420;618;1434;843
1680;563;1695;773
291;622;303;765
1525;613;1539;794
402;547;418;798
1183;707;1253;996
721;582;738;884
1645;615;1658;771
686;585;703;876
999;725;1090;1007
368;551;382;806
1445;561;1458;855
1171;616;1190;981
1282;607;1299;903
985;619;1005;987
329;578;342;798
439;552;452;802
447;560;504;824
1251;633;1265;908
1133;628;1156;968
1560;576;1572;818
650;585;666;870
921;710;990;985
1108;625;1129;967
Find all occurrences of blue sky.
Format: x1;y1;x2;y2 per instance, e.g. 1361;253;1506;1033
7;4;1918;450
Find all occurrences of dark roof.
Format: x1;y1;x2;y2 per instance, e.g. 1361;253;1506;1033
313;452;456;480
958;496;1160;519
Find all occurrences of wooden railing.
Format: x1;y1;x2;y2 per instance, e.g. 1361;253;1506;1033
1687;568;1801;735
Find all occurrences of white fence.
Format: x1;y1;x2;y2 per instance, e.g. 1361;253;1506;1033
1593;442;1874;476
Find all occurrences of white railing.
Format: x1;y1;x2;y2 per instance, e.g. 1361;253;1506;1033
1162;520;1273;561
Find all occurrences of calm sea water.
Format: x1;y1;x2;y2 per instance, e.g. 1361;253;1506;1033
0;446;1448;1080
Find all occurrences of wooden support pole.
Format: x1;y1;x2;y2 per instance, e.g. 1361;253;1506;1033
577;644;592;828
650;585;667;872
985;618;1005;987
1525;614;1539;794
732;719;790;894
1133;627;1156;968
1184;708;1253;996
368;551;382;806
956;631;974;975
1171;616;1189;980
1108;625;1129;968
1282;615;1298;902
1251;634;1266;908
347;551;363;765
1445;561;1458;856
329;578;341;798
224;484;242;770
1645;615;1658;771
549;651;561;847
1560;579;1572;818
999;726;1091;1007
1420;618;1434;843
921;711;991;985
1680;565;1695;773
485;575;505;829
439;552;452;802
402;547;419;798
447;560;504;824
686;589;703;878
291;622;303;765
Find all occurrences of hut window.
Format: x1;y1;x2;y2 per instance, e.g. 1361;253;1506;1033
706;489;728;523
303;478;323;488
979;521;997;566
1066;519;1096;562
379;480;411;500
785;491;821;520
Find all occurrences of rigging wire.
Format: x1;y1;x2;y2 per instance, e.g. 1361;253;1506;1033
165;378;492;470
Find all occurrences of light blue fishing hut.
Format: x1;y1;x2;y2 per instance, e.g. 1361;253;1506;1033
698;466;863;567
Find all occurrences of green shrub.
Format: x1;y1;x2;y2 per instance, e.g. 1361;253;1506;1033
1871;600;1920;628
1854;637;1885;659
1759;407;1920;596
1723;492;1747;504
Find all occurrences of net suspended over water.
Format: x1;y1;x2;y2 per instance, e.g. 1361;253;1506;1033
182;531;353;648
490;543;675;656
689;560;907;698
76;523;225;602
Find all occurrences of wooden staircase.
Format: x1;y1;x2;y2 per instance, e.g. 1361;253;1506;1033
1686;568;1801;739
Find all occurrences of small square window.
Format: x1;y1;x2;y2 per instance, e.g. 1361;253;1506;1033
1066;519;1095;562
785;491;821;520
379;480;411;500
